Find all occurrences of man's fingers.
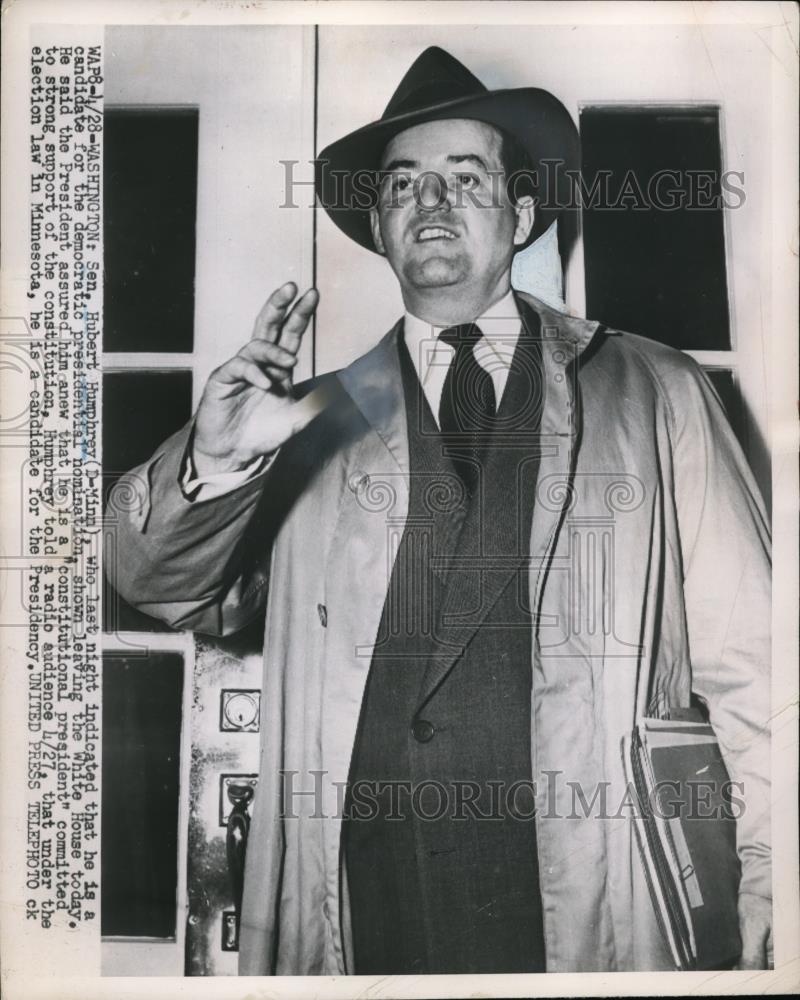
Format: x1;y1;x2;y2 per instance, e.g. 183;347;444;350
214;340;298;393
239;340;296;390
252;281;299;342
278;287;319;354
249;282;318;355
262;367;293;386
240;339;298;371
214;356;272;391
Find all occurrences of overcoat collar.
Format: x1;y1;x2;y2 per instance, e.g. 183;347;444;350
335;290;599;473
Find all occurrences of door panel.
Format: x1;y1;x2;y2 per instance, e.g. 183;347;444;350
102;24;314;977
185;630;263;976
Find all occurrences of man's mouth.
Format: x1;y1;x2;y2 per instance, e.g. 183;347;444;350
415;226;457;243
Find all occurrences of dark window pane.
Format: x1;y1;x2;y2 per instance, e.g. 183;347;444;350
104;108;198;352
103;370;192;633
705;368;746;450
102;652;183;938
581;107;730;350
102;370;192;496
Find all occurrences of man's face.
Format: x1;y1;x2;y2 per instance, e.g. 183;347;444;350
370;119;533;307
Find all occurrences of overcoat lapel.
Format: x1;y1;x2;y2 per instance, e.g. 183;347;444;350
335;319;410;490
524;294;597;622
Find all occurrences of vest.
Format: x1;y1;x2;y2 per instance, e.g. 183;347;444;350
344;310;545;974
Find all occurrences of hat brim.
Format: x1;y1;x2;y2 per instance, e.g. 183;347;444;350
315;87;580;253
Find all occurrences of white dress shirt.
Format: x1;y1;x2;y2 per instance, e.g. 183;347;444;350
402;287;521;426
184;288;522;499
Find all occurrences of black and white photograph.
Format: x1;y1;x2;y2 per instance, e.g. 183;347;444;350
0;2;797;997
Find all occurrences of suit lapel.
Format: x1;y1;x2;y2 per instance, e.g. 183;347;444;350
415;300;544;711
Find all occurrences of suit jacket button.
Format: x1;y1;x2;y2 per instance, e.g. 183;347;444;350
411;718;434;743
317;603;327;627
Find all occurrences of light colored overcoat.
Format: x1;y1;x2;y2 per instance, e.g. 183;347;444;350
108;292;771;974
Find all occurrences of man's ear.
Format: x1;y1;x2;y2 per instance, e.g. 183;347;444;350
512;195;535;247
369;208;386;255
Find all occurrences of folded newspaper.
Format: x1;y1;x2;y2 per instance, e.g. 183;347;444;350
623;714;742;971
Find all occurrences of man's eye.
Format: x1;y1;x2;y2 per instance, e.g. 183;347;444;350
391;175;411;192
454;173;479;189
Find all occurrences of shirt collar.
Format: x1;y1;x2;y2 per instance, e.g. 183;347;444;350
403;288;521;368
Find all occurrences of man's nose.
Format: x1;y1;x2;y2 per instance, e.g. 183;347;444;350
414;171;452;213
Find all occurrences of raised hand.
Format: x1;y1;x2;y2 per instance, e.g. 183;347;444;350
192;282;321;475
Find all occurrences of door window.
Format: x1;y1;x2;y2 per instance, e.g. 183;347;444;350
101;652;184;939
580;106;751;464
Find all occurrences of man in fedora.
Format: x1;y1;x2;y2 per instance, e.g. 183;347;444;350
108;47;771;974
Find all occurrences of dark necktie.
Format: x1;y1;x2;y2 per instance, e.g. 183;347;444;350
438;324;496;495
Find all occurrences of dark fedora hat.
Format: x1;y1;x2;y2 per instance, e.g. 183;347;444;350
315;46;580;253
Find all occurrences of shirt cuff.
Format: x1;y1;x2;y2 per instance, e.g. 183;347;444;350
181;448;275;501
